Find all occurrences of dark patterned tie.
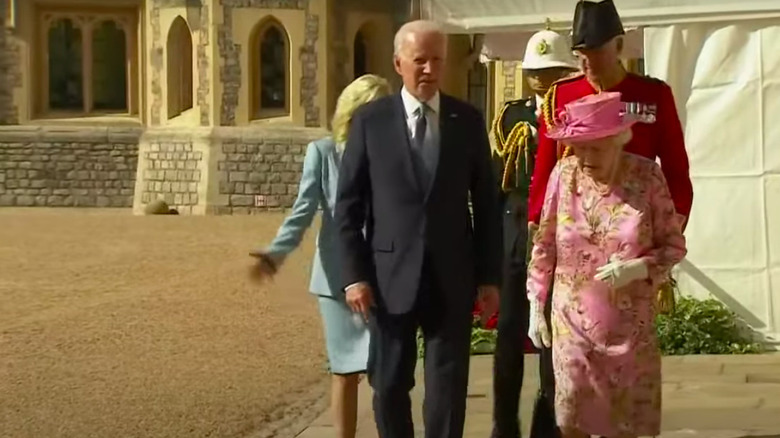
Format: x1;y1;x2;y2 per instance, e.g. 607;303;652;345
414;104;428;151
412;104;433;188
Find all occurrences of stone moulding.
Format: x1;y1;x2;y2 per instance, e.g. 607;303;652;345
0;125;144;144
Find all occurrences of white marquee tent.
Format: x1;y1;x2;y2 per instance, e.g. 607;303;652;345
422;0;780;344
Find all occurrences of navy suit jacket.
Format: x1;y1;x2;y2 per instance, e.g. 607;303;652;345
335;92;502;315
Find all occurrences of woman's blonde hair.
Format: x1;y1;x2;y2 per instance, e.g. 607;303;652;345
332;74;392;146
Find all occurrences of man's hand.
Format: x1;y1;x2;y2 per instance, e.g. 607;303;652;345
477;285;500;325
345;282;374;322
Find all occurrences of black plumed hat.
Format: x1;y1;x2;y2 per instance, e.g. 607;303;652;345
571;0;625;50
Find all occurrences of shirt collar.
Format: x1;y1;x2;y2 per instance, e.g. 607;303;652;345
535;94;544;109
401;87;440;118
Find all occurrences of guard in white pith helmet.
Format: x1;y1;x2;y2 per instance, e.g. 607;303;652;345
489;25;578;438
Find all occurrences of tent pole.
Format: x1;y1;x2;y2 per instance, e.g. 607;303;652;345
411;0;422;20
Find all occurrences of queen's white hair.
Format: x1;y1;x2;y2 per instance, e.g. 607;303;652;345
612;128;633;147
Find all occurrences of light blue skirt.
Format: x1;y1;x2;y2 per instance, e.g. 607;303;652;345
317;295;370;374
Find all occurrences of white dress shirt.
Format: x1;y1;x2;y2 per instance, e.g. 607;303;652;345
401;87;440;148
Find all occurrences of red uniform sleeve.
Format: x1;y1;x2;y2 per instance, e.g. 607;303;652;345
528;108;559;224
655;83;693;225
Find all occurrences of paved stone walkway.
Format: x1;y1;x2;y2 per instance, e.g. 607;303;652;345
298;353;780;438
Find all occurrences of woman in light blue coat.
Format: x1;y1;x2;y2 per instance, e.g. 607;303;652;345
249;74;391;438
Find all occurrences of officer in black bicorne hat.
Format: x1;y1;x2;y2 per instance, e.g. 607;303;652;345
571;0;625;51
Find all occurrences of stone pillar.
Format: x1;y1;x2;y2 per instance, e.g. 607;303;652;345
0;0;20;125
147;0;217;127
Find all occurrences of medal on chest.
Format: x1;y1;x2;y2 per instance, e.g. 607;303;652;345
621;101;657;124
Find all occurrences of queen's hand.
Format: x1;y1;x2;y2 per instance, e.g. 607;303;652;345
594;257;649;289
528;300;552;349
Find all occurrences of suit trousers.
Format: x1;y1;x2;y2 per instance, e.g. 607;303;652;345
529;289;560;438
367;252;474;438
490;254;530;438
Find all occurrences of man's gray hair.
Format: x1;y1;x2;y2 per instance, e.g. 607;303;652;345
393;20;446;57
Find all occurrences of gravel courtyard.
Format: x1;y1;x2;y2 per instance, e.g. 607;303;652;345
0;208;328;438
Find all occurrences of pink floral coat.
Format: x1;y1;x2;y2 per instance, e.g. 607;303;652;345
527;154;687;436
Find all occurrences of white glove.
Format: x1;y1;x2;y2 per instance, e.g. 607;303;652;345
594;258;649;289
528;300;552;349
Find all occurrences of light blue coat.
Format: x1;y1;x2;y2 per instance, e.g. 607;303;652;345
263;137;343;297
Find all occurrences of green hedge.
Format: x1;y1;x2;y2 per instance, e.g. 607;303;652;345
417;295;763;357
656;295;763;355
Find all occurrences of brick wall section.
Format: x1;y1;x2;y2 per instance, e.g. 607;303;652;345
134;126;326;215
214;127;323;214
219;139;302;213
140;142;203;207
0;127;141;207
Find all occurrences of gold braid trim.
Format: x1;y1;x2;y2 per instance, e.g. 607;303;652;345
541;84;556;132
500;122;531;192
491;107;533;193
656;276;677;315
541;84;572;160
561;145;572;159
491;102;511;157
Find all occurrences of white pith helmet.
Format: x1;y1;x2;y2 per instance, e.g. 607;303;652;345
522;29;579;70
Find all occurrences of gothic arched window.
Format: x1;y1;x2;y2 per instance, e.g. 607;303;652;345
92;20;127;111
41;10;137;117
251;18;290;119
353;30;367;79
166;16;194;119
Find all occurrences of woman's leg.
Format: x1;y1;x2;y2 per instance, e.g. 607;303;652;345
331;372;362;438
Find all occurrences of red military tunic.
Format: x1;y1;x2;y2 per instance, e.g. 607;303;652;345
528;73;694;225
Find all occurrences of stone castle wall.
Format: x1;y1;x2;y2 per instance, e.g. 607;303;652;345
0;127;142;207
0;126;325;213
138;139;204;209
134;126;326;215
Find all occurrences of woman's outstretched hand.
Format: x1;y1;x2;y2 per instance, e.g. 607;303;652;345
248;251;279;284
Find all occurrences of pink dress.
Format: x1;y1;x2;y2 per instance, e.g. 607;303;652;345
527;154;687;437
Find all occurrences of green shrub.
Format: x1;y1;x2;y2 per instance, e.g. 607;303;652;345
417;295;763;358
655;295;763;355
417;316;497;358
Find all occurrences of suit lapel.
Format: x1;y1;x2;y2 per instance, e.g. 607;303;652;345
392;95;424;196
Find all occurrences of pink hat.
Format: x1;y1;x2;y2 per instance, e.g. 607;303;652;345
546;91;636;142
